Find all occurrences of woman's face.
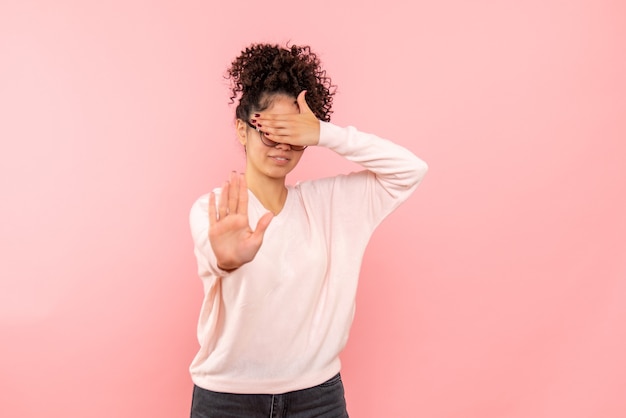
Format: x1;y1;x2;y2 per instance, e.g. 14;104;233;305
237;93;305;181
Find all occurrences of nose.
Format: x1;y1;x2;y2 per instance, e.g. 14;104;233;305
275;142;292;151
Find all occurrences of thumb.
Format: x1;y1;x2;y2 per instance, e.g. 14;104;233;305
297;90;314;115
253;212;274;239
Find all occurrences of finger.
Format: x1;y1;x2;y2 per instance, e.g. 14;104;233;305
256;105;311;123
258;118;299;135
228;171;239;214
218;180;229;219
254;116;293;133
253;212;274;240
208;191;217;226
237;173;248;216
262;127;292;140
296;90;314;115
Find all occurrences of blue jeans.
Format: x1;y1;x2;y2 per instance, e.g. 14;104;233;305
190;373;349;418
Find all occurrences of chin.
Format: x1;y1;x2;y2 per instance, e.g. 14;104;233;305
265;165;295;179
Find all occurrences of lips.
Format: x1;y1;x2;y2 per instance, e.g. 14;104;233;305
269;155;290;163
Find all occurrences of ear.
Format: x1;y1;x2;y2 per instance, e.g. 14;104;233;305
236;119;248;146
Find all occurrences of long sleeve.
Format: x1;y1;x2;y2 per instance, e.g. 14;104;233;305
188;121;428;395
318;122;428;197
309;122;428;228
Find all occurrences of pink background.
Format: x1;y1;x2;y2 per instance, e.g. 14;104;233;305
1;1;625;417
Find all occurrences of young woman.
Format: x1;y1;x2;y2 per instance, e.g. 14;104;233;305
189;43;428;418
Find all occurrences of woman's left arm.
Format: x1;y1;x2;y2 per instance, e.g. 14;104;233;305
318;122;428;201
254;90;428;211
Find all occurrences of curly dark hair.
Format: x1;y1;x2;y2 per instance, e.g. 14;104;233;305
226;43;336;122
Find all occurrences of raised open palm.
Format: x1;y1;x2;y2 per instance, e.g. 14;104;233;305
208;172;273;271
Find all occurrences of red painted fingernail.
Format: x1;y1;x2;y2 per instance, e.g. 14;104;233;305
257;124;262;128
254;113;260;117
251;119;256;123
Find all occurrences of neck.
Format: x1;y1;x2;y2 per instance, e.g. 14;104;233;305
245;173;288;215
